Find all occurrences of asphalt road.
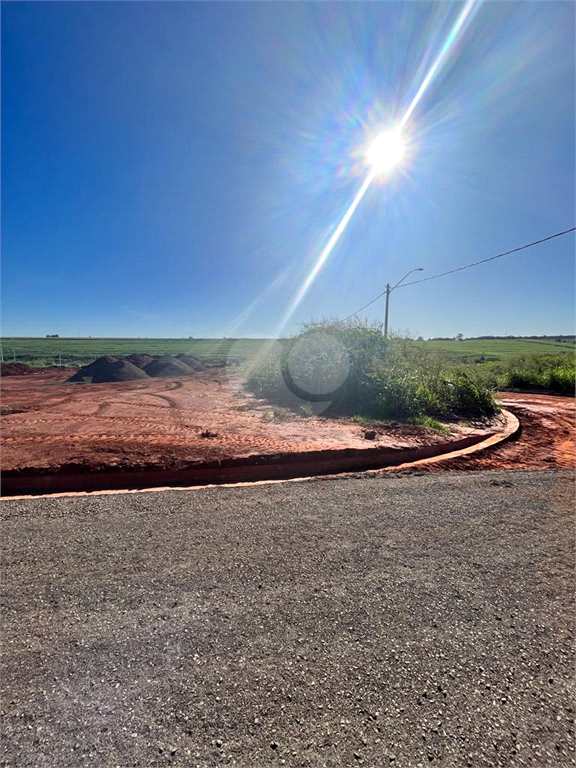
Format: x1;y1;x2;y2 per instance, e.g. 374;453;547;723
1;469;574;768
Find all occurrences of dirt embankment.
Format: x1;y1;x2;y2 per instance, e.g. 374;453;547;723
1;363;35;376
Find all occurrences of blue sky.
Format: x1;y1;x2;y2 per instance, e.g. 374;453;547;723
2;0;574;339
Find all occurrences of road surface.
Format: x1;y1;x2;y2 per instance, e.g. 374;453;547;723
1;469;574;767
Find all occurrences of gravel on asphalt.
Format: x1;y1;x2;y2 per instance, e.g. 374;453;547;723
1;469;574;767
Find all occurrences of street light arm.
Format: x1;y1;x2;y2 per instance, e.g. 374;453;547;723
390;267;424;292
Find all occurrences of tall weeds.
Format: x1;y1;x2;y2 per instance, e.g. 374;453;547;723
471;354;575;394
245;320;500;420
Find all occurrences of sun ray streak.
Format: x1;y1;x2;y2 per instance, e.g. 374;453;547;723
273;0;482;336
398;0;481;131
275;168;376;335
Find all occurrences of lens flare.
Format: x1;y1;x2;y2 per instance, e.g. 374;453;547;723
274;0;481;333
230;0;482;338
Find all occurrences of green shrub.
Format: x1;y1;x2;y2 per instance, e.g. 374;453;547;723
245;320;499;421
245;351;283;400
463;353;574;395
447;371;500;415
548;366;575;393
412;415;451;434
498;354;575;394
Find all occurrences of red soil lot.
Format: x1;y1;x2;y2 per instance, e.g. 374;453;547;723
1;368;496;478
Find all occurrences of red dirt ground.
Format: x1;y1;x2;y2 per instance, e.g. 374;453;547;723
414;391;575;472
1;369;496;475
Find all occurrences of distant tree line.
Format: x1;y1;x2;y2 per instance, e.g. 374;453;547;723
428;334;575;342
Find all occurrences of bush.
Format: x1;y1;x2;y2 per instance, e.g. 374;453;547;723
460;354;574;395
499;354;575;394
244;345;284;400
548;366;575;393
245;320;500;421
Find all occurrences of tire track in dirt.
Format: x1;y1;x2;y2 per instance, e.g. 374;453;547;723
149;394;179;409
2;413;202;433
51;432;186;443
141;381;192;434
1;420;203;441
2;433;204;445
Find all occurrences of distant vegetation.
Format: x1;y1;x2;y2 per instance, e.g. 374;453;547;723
472;355;575;395
0;337;267;369
420;336;575;360
2;334;574;365
245;320;500;421
1;333;573;397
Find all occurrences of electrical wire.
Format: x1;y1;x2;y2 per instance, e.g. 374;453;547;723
342;227;576;322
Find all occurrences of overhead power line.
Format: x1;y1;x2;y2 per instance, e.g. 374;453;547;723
342;227;576;322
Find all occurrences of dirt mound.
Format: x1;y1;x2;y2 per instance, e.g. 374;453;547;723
144;355;197;378
176;353;207;372
68;356;149;384
1;363;35;376
125;353;155;369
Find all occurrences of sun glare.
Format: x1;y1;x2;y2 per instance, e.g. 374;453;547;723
367;129;405;173
271;0;483;334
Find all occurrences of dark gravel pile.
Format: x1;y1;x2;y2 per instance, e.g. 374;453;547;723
143;355;198;378
125;353;155;369
176;353;207;372
64;353;208;383
67;356;149;383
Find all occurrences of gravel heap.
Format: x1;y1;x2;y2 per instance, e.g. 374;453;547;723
143;355;199;378
68;356;149;384
124;353;155;369
176;353;207;372
66;353;209;383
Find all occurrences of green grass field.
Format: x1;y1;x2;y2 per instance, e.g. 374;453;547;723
1;335;574;367
0;337;271;367
420;337;575;360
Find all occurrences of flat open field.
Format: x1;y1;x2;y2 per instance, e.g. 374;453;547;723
422;337;575;360
2;335;574;368
0;337;271;368
2;365;575;497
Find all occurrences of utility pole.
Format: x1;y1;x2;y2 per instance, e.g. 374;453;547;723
383;268;424;338
383;284;391;338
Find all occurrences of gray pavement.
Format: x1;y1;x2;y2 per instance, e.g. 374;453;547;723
1;469;574;767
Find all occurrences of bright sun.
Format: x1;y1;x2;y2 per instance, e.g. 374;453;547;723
367;129;405;173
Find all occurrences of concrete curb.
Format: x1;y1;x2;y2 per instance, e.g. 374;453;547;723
2;410;521;498
375;408;520;473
